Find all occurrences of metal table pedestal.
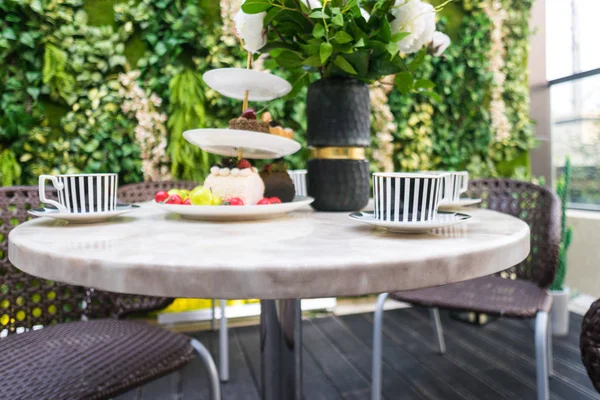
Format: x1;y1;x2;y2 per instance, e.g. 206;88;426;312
260;299;302;400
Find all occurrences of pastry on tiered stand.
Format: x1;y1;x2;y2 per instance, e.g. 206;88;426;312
167;67;313;221
229;108;270;133
261;112;294;139
260;161;295;203
204;159;265;206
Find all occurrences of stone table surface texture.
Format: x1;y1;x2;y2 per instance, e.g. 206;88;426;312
8;205;530;299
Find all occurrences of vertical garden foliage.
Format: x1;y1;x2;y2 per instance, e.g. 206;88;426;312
382;0;534;177
167;70;211;181
0;0;536;185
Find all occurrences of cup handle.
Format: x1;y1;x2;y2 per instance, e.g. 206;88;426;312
440;175;452;203
39;175;67;212
460;174;469;194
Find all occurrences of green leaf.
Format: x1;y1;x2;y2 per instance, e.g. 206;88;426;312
264;7;283;25
320;42;333;64
241;0;272;14
343;50;369;76
386;42;398;57
26;87;40;100
414;79;435;90
308;11;329;19
395;71;413;94
419;90;441;102
354;38;365;47
391;32;410;42
30;0;43;13
333;56;357;74
312;23;326;39
303;55;323;67
380;18;391;42
408;48;426;72
331;13;343;26
275;50;303;68
332;31;353;44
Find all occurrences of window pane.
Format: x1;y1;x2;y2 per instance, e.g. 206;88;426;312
546;0;600;81
551;74;600;208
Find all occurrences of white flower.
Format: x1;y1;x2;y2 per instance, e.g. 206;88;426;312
431;31;450;56
234;9;267;53
391;0;436;54
360;8;370;22
300;0;321;9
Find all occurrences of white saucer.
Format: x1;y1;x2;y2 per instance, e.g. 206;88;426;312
183;128;301;159
29;204;138;223
349;211;471;233
203;68;292;101
155;196;314;221
438;198;481;211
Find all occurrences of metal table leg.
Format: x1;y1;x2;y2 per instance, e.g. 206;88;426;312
260;299;302;400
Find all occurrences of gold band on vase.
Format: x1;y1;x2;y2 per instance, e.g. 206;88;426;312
311;147;366;160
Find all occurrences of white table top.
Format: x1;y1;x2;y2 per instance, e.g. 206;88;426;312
8;205;530;299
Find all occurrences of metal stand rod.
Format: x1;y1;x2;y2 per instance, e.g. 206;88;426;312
260;299;302;400
371;293;389;400
429;308;446;354
219;299;229;382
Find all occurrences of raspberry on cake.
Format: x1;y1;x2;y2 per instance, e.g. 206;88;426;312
229;108;270;133
204;159;265;205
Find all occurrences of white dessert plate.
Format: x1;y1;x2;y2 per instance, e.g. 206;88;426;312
349;211;471;233
28;204;138;223
183;128;301;159
155;196;314;221
203;68;292;101
439;198;481;211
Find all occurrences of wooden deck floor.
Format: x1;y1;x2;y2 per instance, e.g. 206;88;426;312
117;308;600;400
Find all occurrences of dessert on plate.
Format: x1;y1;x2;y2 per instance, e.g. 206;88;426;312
204;158;265;206
260;161;296;203
261;112;294;139
229;108;270;133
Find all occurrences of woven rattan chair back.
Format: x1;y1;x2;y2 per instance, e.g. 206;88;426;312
118;180;198;204
0;186;87;333
0;186;175;332
467;179;560;289
581;298;600;393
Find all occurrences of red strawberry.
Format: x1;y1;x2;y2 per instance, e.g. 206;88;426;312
155;190;169;203
269;197;282;204
165;194;183;205
228;197;244;206
183;198;191;205
257;198;270;205
237;159;252;169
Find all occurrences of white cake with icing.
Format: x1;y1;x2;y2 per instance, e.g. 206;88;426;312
204;166;265;206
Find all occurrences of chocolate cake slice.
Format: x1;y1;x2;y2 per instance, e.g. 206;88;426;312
260;162;295;203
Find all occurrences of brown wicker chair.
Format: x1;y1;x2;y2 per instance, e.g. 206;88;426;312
581;298;600;393
371;179;561;400
118;181;230;383
0;186;220;400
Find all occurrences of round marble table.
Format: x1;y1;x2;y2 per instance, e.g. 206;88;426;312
8;205;530;400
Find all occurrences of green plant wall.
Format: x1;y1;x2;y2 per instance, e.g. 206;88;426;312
0;0;535;186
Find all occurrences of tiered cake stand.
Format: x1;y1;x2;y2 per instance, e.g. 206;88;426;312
156;68;313;221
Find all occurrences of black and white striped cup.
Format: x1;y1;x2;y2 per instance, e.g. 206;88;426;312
39;173;118;214
288;169;307;197
373;172;451;222
446;171;469;203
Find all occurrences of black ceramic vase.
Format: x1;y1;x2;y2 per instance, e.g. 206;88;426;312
306;78;371;211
